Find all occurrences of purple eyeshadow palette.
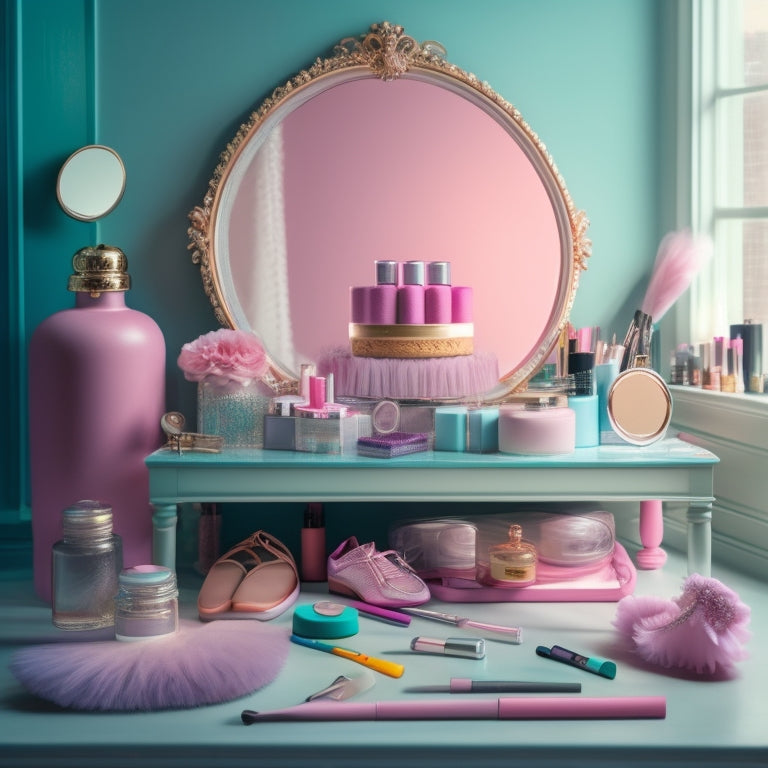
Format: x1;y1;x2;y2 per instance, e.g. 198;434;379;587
356;431;430;458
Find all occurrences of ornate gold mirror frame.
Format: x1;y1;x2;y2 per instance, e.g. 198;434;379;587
188;22;591;400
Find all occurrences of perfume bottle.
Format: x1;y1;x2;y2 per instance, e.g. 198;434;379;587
488;524;537;586
29;245;165;602
52;500;123;630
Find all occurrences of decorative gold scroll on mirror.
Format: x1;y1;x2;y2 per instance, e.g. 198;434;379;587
188;22;591;401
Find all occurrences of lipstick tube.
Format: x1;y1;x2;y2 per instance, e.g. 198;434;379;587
410;636;485;659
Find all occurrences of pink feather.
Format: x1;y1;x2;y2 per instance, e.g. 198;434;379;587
613;574;751;675
640;230;712;322
10;619;291;711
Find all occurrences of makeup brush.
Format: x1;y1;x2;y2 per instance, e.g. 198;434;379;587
10;619;291;711
641;229;712;323
621;230;712;370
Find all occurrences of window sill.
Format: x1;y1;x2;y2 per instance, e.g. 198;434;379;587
670;385;768;450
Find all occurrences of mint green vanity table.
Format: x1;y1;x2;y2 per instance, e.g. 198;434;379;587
147;436;718;577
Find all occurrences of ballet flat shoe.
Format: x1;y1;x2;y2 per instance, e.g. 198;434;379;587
198;530;299;620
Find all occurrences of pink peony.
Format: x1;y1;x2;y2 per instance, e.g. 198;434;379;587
177;329;268;386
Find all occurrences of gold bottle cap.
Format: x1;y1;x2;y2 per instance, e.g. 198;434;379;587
67;244;131;293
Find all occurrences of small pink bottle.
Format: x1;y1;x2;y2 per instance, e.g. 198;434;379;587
397;260;426;324
369;260;398;324
300;503;327;582
28;245;166;602
425;261;452;324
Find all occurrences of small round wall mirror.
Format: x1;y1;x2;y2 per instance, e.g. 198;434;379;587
57;145;126;221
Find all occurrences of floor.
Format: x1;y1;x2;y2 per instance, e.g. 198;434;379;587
0;545;766;768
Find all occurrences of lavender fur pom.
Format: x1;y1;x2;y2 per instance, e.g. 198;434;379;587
10;619;291;711
613;574;751;675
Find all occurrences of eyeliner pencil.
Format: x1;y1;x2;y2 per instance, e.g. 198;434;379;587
408;678;581;694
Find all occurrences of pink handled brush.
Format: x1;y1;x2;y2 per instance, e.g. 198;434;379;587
622;229;712;369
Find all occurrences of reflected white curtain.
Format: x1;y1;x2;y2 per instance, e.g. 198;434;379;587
241;124;296;373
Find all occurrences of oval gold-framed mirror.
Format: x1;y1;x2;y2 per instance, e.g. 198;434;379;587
188;22;591;401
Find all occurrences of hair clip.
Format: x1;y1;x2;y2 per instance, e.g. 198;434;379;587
161;412;224;454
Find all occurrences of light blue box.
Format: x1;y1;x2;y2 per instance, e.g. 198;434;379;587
468;407;499;453
434;406;468;451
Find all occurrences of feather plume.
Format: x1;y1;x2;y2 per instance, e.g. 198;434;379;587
641;229;712;322
613;574;751;675
10;619;291;711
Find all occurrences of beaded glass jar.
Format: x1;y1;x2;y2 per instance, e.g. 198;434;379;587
197;377;273;448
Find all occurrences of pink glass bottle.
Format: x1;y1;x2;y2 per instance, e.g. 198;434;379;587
397;260;426;324
425;261;452;324
369;260;398;324
29;245;166;602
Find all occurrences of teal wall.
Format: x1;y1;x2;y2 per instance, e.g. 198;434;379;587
3;0;675;552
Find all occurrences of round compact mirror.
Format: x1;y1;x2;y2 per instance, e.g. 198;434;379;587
57;145;126;221
607;367;672;446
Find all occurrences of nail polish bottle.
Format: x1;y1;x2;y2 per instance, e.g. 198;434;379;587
488;524;537;586
424;261;452;324
301;503;327;582
397;261;425;324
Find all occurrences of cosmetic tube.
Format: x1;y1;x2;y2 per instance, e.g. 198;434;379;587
397;261;426;324
411;636;486;659
536;645;617;679
242;696;666;723
424;261;452;323
301;503;326;582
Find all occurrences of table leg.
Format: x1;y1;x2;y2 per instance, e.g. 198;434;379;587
686;500;712;577
152;504;178;570
636;499;667;569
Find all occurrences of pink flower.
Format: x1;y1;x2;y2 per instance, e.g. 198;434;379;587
177;329;268;386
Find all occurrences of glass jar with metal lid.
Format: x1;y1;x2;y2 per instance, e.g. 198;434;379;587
115;565;178;641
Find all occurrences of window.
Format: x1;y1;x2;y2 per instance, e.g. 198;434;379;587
688;0;768;387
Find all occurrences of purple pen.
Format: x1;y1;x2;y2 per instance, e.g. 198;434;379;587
347;600;411;626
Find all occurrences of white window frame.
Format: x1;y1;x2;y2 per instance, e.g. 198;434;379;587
682;0;768;360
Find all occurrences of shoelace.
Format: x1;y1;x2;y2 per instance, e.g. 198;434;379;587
376;550;420;586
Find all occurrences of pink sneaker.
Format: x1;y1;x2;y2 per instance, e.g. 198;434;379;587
327;536;431;607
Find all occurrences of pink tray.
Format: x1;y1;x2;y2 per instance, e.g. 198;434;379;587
424;542;637;603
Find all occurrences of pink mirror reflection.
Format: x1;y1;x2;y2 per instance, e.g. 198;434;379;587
228;77;563;380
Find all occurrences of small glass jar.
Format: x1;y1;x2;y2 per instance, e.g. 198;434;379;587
115;565;179;641
197;376;273;448
488;524;537;586
52;500;123;630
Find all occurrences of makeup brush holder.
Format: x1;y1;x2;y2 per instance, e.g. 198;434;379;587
197;377;273;448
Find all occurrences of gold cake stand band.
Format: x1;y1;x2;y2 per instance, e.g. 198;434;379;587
349;323;474;359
